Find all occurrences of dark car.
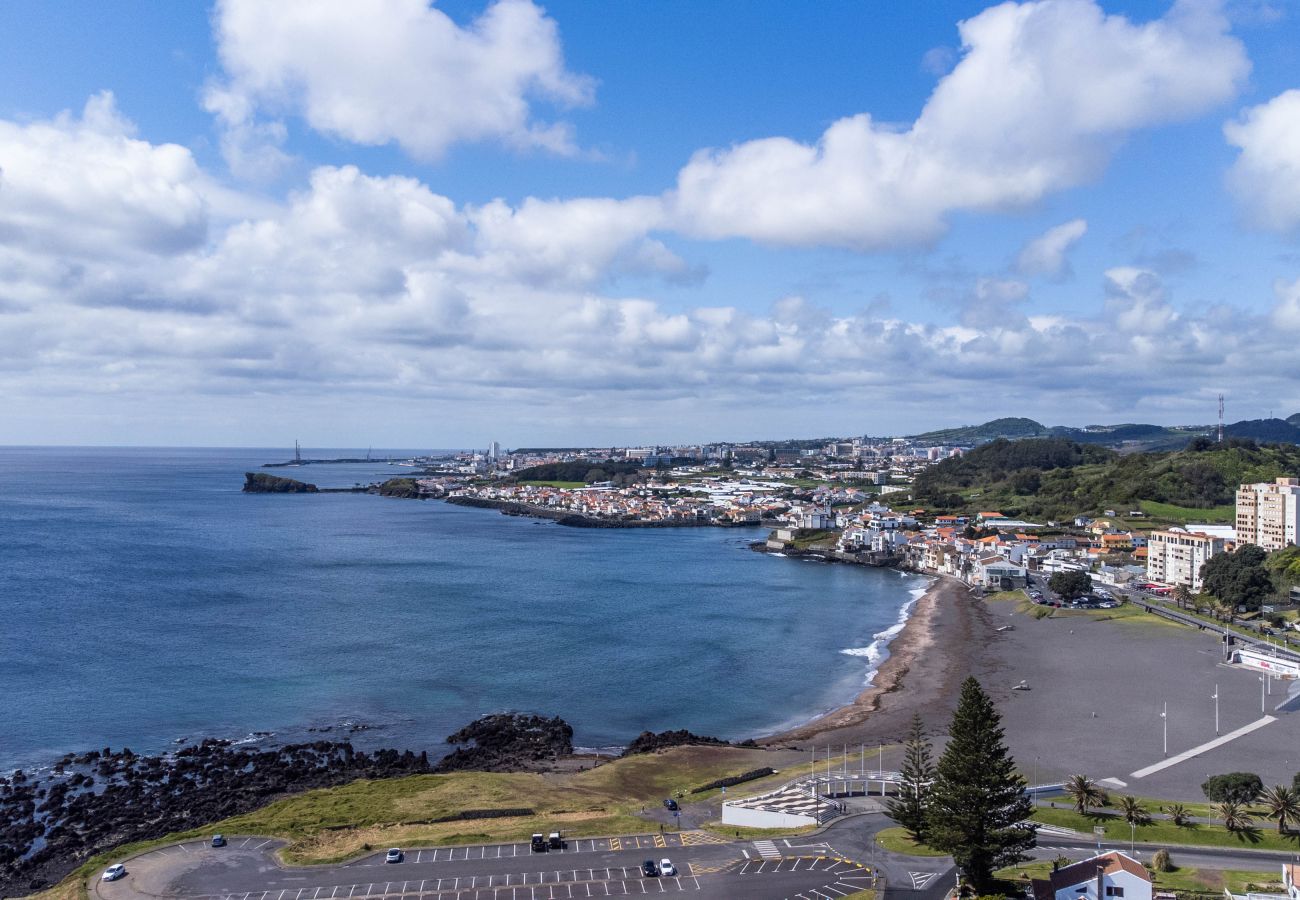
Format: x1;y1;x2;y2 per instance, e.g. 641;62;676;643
642;860;659;877
211;834;226;848
663;797;678;811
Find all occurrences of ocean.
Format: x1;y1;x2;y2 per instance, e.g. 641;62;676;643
0;447;927;772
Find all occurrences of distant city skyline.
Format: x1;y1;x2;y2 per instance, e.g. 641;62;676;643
2;0;1300;446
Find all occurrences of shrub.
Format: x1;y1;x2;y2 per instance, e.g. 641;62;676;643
1202;772;1263;804
690;767;776;794
1150;849;1172;872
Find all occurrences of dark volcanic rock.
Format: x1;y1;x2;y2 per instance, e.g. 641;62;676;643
242;472;319;493
435;714;574;773
622;730;729;757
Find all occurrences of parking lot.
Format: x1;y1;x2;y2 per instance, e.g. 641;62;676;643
92;832;874;900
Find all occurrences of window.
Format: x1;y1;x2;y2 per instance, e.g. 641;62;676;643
1106;887;1125;897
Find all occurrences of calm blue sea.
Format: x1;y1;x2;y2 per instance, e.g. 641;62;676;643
0;447;926;772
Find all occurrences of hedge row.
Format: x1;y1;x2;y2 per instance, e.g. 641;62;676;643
429;808;536;823
689;768;775;794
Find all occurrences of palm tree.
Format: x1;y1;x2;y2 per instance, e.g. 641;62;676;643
1118;795;1152;827
1165;803;1190;827
1173;584;1191;610
1215;600;1236;624
1065;774;1106;815
1260;785;1300;834
1214;800;1255;833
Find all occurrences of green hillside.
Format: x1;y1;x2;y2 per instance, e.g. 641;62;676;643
912;437;1300;522
913;417;1050;444
1288;413;1300;427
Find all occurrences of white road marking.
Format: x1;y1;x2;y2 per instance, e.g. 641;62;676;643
241;838;252;848
1130;716;1276;779
910;872;937;889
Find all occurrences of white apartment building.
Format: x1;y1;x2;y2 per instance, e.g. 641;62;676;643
1236;477;1300;550
1146;529;1225;591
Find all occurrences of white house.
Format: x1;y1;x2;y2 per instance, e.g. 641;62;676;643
1283;862;1299;900
1032;852;1152;900
974;555;1028;589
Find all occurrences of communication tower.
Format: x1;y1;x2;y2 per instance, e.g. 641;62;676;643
1217;394;1224;444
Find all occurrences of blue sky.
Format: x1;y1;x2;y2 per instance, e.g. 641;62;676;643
1;0;1299;447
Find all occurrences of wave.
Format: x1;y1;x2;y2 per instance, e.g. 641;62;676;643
839;577;934;687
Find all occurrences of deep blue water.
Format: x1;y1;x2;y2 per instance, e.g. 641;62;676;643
0;447;925;772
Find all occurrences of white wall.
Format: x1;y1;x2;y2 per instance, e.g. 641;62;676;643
721;803;818;829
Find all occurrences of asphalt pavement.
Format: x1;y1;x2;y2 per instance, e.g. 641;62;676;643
88;811;1297;900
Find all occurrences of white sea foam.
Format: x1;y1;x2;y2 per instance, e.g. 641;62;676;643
840;577;934;687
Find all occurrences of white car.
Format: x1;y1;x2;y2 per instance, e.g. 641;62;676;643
102;864;126;882
659;859;677;877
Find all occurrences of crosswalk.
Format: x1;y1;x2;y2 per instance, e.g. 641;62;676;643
753;840;782;859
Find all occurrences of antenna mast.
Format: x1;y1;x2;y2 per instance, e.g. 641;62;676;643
294;439;302;463
1217;394;1224;444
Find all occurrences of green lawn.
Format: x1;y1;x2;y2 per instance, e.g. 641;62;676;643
874;826;948;857
1031;806;1300;852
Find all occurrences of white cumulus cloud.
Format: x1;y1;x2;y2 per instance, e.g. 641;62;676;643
1225;90;1300;233
205;0;595;167
669;0;1248;250
1016;218;1088;277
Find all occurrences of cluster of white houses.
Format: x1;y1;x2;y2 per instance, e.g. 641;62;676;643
820;477;1300;595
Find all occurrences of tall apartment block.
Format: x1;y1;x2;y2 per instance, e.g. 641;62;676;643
1236;477;1300;550
1146;529;1225;590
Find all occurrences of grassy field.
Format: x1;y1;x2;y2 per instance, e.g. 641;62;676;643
873;827;947;857
788;529;839;550
34;746;816;900
1031;806;1300;852
518;480;585;488
1135;500;1236;526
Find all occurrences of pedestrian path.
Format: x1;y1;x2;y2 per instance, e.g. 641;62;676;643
753;840;782;859
1128;715;1275;779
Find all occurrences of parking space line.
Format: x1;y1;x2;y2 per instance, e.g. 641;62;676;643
255;839;273;850
241;838;252;848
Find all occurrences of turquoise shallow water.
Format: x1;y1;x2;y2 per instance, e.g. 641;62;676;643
0;447;925;771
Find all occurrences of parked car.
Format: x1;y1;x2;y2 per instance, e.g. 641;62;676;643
102;864;126;882
663;797;678;811
659;859;677;877
531;833;547;853
211;834;226;847
548;831;564;850
642;860;659;877
385;848;403;864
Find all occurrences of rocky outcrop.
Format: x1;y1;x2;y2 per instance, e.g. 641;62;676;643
373;477;422;498
434;714;574;773
621;729;734;756
242;472;319;493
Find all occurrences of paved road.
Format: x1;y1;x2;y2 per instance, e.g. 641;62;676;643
92;832;874;900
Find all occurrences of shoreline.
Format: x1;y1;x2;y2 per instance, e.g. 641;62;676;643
760;574;984;745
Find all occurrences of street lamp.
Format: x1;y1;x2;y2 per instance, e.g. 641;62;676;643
1212;685;1219;736
1161;702;1167;757
1261;674;1267;713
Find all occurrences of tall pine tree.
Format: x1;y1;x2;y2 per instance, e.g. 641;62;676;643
925;677;1035;891
885;713;935;842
